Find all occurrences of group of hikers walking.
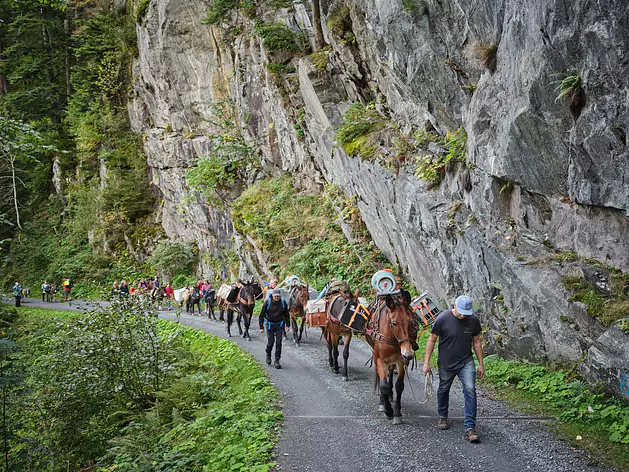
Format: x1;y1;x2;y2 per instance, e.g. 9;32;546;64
11;277;73;307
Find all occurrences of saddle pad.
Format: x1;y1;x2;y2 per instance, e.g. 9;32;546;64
173;288;186;303
306;299;326;314
217;284;232;299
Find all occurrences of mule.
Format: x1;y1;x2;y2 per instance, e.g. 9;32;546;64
288;284;310;346
218;282;262;337
188;288;202;315
365;294;416;425
204;289;217;320
323;288;359;381
237;282;263;340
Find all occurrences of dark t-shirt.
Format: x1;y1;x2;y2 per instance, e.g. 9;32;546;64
431;309;481;371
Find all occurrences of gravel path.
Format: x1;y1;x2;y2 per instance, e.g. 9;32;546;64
15;299;616;472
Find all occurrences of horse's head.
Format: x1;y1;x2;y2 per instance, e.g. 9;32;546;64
384;294;415;363
291;284;310;308
240;282;258;306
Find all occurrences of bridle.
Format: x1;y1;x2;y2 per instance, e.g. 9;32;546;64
365;297;413;346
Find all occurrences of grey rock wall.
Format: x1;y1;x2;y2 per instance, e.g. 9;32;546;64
129;0;629;401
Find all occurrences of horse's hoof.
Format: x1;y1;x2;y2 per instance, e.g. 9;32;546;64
378;404;386;412
386;414;394;421
342;376;348;382
393;416;403;425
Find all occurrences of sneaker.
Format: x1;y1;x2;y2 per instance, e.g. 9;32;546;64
266;354;272;365
465;428;480;442
274;360;281;369
438;418;450;430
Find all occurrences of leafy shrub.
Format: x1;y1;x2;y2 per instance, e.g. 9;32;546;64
414;127;467;185
254;20;308;54
9;306;280;471
483;355;629;447
563;275;629;326
204;0;256;25
336;102;386;148
310;49;330;71
327;5;352;37
135;0;151;24
147;240;197;282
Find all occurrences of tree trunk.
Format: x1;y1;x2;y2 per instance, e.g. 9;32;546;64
312;0;326;50
10;156;22;230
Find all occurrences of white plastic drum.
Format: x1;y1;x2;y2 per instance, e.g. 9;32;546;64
371;270;398;295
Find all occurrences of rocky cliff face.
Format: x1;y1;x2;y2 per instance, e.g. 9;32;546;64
128;0;629;402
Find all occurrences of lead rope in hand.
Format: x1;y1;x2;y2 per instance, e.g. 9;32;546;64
417;370;434;405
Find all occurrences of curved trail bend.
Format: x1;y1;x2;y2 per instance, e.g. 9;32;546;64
19;300;615;472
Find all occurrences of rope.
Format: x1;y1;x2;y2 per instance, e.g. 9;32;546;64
417;370;434;405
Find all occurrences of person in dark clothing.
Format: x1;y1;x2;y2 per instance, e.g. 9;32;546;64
423;295;484;443
13;282;22;307
259;288;290;369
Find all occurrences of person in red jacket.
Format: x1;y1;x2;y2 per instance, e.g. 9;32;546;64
164;282;174;310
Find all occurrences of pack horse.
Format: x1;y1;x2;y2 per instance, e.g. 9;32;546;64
216;281;263;339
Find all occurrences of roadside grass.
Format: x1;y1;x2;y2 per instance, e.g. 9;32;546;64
8;306;281;472
480;355;629;471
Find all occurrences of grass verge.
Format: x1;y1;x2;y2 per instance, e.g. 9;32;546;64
7;306;281;471
480;355;629;471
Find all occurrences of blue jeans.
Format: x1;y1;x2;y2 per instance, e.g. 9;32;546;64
437;360;477;430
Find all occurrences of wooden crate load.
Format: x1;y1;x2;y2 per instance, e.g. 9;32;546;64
411;293;443;335
305;299;327;327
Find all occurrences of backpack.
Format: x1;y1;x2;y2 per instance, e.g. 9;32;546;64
328;280;350;296
265;298;287;311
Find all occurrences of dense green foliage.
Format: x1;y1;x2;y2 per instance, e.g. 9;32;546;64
232;176;389;293
482;355;629;469
254;20;308;54
147;240;197;282
4;305;279;471
0;1;160;292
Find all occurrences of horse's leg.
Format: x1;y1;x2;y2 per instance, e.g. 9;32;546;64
298;316;305;343
211;303;217;320
341;332;352;381
376;356;394;419
291;317;299;345
388;366;395;402
219;303;225;322
226;309;233;336
243;311;251;340
326;330;335;371
237;310;243;335
332;336;340;374
393;360;406;425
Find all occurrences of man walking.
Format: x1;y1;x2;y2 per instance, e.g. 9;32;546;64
423;295;484;442
259;287;289;369
13;282;22;307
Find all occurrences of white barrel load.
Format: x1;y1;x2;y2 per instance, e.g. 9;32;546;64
371;270;399;296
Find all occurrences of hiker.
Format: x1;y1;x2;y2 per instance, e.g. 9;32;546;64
259;287;290;369
151;276;160;297
42;281;51;302
13;282;22;307
119;280;129;298
423;295;484;443
264;279;278;301
62;277;73;301
164;282;174;310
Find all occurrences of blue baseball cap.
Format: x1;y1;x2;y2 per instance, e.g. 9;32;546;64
455;295;473;316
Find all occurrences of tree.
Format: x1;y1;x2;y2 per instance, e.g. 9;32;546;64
312;0;326;50
0;117;56;229
147;240;197;282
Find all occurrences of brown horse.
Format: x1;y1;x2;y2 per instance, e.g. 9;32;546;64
365;294;416;424
323;288;359;381
288;284;310;346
